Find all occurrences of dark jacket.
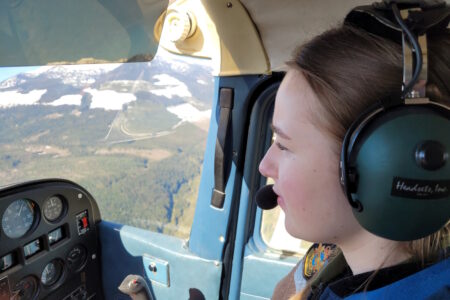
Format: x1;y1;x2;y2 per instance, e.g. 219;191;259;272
309;256;450;299
272;247;450;300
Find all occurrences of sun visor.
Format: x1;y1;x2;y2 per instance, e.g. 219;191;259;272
0;0;168;67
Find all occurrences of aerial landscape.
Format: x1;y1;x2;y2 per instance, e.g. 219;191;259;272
0;53;214;238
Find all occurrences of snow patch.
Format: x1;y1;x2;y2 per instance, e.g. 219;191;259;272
0;78;18;89
153;74;183;86
84;88;136;110
166;103;211;123
47;95;82;106
150;74;192;99
43;64;120;86
23;66;53;77
0;90;47;108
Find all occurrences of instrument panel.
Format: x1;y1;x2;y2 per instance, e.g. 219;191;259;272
0;179;103;300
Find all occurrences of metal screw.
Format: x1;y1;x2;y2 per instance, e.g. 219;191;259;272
227;2;232;8
149;262;157;273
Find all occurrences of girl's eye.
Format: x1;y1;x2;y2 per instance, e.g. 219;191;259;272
276;142;288;151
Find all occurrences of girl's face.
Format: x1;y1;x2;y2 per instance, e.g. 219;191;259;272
259;70;362;244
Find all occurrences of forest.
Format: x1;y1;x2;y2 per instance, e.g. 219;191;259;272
0;59;214;239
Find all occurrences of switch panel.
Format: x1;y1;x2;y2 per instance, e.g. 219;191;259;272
76;210;90;236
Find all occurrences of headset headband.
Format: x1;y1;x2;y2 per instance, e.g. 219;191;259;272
345;0;449;102
345;1;449;39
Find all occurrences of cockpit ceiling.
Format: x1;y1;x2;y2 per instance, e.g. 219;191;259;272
240;0;378;71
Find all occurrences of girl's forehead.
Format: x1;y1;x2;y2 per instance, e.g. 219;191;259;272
274;71;319;124
273;70;340;152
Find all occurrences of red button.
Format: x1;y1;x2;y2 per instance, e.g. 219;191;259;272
82;217;88;228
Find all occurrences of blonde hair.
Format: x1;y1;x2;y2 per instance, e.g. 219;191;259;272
286;25;450;300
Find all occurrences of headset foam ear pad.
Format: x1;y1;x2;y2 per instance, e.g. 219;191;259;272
348;105;450;241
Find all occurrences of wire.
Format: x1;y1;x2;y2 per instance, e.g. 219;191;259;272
391;2;423;98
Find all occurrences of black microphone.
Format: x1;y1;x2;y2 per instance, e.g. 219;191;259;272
255;184;278;210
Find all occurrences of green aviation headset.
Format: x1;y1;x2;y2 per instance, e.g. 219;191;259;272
340;0;450;241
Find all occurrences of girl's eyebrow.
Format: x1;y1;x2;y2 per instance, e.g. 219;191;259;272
271;123;291;140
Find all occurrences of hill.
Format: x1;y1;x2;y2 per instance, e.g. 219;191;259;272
0;53;214;238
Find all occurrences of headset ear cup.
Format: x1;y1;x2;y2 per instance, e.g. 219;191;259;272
345;163;362;212
340;103;383;212
348;104;450;241
340;133;359;209
347;167;358;194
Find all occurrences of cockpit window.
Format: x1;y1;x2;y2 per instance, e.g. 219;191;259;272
0;49;213;239
261;204;312;255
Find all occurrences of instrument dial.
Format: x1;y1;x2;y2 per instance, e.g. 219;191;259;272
43;196;64;222
12;276;39;300
41;260;63;287
66;245;88;272
1;199;36;238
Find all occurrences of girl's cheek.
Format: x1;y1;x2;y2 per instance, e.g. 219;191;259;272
282;172;300;197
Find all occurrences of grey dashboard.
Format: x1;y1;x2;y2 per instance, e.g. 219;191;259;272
0;179;103;300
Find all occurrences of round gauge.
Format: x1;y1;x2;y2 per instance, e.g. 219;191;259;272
1;199;36;238
41;260;63;287
12;276;39;300
66;245;88;272
43;196;64;222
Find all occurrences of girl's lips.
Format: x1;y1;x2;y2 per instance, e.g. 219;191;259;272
273;187;285;209
277;195;285;209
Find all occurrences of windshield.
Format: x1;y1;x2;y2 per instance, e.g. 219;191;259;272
0;49;214;238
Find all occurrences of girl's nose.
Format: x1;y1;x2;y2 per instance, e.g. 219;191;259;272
259;144;277;180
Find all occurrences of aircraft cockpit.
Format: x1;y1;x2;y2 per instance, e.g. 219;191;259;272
0;0;448;299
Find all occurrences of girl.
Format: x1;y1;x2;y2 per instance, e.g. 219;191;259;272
259;19;449;300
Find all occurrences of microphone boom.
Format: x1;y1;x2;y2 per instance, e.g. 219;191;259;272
255;184;278;210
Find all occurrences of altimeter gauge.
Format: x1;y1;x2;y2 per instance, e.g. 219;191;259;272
1;199;36;238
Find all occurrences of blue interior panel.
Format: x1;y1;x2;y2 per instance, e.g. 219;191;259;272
99;221;222;299
189;76;261;261
240;241;299;299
